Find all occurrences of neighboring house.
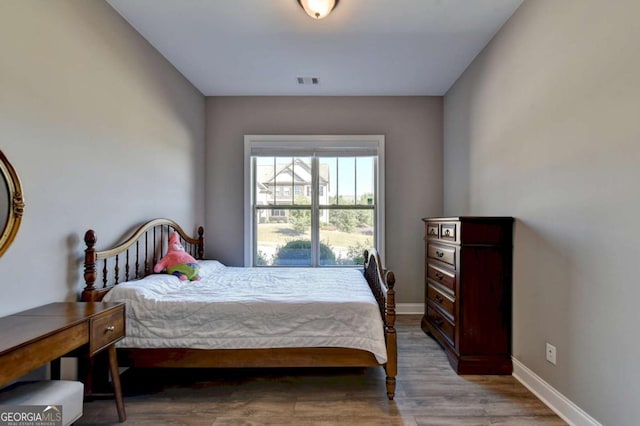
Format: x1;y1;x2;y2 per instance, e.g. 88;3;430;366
255;159;330;223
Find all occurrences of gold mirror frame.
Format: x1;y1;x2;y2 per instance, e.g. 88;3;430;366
0;150;25;257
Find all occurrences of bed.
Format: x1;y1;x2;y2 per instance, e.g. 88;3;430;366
80;218;397;399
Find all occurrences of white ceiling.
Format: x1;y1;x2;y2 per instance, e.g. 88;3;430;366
107;0;523;96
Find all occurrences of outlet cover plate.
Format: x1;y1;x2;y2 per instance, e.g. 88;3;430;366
546;342;557;365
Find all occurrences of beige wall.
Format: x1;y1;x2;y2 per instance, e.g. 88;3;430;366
206;96;443;304
0;1;205;316
444;0;640;423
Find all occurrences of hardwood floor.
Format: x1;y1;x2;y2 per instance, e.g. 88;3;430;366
78;315;565;425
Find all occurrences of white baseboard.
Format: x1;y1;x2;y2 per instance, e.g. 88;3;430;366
396;303;423;315
512;357;602;426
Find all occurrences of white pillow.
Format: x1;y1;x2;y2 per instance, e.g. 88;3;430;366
197;259;226;278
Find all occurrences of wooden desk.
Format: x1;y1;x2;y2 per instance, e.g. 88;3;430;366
0;302;126;422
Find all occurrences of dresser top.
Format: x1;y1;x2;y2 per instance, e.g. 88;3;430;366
422;216;514;222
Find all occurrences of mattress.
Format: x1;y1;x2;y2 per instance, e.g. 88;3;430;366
103;260;387;363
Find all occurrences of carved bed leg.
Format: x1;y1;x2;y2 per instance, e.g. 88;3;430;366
386;376;396;401
385;328;397;400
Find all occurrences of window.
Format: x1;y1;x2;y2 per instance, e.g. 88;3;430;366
245;135;385;267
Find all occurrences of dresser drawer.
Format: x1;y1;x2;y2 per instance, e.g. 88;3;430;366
427;244;456;268
427;264;456;293
426;305;455;346
440;223;457;242
427;284;454;318
89;307;125;355
426;223;439;239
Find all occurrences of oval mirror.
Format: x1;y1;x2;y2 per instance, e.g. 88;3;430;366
0;150;25;257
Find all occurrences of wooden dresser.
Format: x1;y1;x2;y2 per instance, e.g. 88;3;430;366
421;217;514;374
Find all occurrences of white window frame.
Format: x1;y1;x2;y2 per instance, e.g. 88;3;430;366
244;134;385;267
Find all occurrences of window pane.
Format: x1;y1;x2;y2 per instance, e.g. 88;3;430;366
255;156;275;206
356;156;375;205
256;208;311;266
273;157;294;205
292;157;312;205
337;157;355;205
319;157;335;205
319;209;374;266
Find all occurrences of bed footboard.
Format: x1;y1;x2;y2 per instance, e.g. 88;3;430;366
363;249;397;400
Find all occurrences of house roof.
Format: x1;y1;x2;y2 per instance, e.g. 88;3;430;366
256;159;329;188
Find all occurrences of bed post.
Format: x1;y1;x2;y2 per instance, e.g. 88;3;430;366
384;271;397;400
197;226;205;259
82;230;97;301
363;249;397;400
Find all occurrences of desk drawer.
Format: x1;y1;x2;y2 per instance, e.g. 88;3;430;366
427;244;456;268
89;307;124;355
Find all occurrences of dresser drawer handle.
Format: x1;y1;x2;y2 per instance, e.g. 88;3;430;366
435;251;444;258
433;317;444;327
434;294;444;304
105;325;115;333
435;272;444;280
444;229;451;237
429;229;437;235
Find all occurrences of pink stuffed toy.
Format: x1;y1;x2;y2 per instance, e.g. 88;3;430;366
154;233;200;281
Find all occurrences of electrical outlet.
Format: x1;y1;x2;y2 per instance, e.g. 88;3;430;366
546;342;557;365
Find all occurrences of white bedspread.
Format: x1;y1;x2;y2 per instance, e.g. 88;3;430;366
103;261;387;363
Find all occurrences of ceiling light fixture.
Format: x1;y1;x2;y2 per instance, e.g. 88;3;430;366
297;0;339;20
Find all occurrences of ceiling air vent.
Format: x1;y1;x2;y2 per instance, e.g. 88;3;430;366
297;77;319;85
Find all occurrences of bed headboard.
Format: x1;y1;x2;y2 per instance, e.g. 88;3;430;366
81;218;204;301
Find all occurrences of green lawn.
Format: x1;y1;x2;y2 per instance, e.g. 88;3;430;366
257;223;372;250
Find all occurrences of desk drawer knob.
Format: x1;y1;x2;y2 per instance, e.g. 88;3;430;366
105;325;115;333
444;230;451;237
436;251;444;258
435;295;444;304
434;318;443;327
435;272;444;280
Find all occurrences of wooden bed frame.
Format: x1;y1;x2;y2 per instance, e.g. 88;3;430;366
80;218;397;399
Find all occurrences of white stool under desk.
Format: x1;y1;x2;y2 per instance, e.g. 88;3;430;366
0;380;84;426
